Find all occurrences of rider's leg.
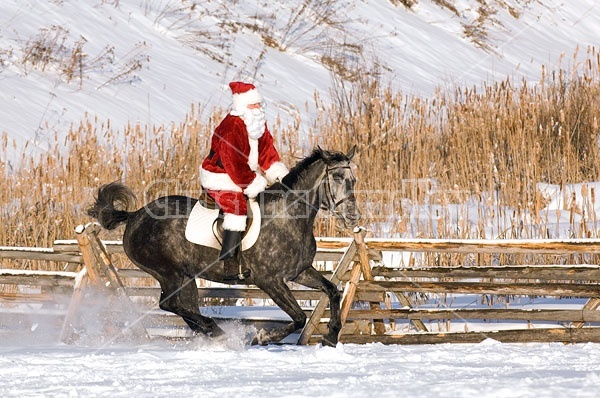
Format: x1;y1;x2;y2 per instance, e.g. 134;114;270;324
207;190;249;280
219;227;242;260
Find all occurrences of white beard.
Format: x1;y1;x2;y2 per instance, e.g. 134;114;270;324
240;107;266;140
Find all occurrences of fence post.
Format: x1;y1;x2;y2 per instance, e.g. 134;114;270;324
60;224;100;343
353;227;387;335
573;298;600;328
297;239;358;345
339;256;363;324
60;223;149;343
74;224;102;284
59;268;89;343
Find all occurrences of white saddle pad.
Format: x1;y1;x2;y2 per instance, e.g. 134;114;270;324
185;199;261;251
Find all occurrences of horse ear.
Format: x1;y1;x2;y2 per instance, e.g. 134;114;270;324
346;145;357;160
317;146;332;162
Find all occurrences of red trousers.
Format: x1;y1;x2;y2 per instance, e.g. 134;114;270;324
206;190;247;216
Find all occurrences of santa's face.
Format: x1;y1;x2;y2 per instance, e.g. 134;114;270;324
241;103;266;139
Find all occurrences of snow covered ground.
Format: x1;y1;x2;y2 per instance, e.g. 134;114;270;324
2;335;600;397
1;275;599;397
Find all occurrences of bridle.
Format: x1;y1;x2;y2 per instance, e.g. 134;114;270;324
281;162;356;217
320;164;356;215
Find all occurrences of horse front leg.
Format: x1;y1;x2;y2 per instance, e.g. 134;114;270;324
292;266;341;347
251;279;306;345
158;274;225;338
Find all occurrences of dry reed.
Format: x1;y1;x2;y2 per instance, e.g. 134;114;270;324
2;47;600;270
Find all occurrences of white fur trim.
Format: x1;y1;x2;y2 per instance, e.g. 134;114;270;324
232;89;263;113
223;213;247;231
200;167;243;192
265;161;289;183
243;174;267;198
248;138;259;171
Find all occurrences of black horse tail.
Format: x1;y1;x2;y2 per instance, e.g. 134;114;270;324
87;181;138;230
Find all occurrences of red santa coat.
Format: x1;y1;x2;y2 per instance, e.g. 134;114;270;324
200;114;288;198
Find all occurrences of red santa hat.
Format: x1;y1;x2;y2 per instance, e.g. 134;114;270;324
230;81;263;112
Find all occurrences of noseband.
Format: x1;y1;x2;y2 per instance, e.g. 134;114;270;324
321;165;355;214
284;163;355;216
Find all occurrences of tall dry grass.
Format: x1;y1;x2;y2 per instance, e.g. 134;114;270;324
2;47;600;269
0;105;300;250
316;46;600;240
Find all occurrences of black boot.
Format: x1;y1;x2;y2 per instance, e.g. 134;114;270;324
219;230;241;261
219;230;246;281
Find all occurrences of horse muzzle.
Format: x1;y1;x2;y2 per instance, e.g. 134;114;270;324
343;211;361;228
332;205;360;229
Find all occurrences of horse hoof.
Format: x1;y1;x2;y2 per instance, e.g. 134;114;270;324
321;335;337;347
210;326;226;338
251;328;269;346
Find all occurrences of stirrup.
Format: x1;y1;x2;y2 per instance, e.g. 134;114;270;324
223;269;251;282
223;257;250;282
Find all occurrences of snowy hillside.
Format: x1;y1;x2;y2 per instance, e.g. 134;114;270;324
0;0;599;164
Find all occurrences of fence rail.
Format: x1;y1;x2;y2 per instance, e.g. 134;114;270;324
2;227;600;345
316;237;600;253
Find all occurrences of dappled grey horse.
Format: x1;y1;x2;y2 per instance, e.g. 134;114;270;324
87;147;360;345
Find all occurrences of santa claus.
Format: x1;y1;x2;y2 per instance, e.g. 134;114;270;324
200;81;288;280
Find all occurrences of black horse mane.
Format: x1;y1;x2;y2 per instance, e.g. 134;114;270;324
277;147;347;191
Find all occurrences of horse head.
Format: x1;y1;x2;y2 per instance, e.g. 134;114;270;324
317;146;361;229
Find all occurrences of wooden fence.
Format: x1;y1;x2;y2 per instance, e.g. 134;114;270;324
307;236;600;344
2;224;600;345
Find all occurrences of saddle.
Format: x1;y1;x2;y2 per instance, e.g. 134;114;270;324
197;189;218;209
185;190;261;251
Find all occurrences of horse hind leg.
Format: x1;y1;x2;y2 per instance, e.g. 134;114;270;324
252;280;306;346
292;267;341;347
158;274;225;338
